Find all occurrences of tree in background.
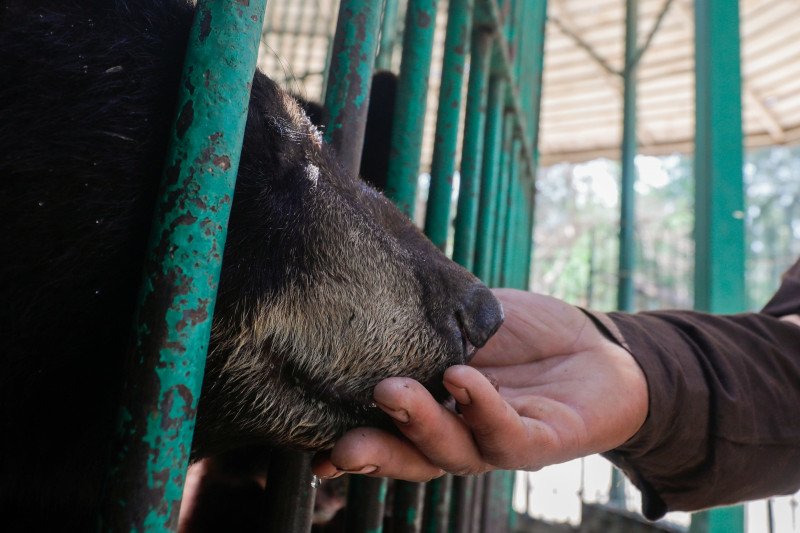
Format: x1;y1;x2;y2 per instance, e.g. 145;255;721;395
531;146;800;312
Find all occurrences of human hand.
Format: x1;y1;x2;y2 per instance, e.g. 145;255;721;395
312;289;648;480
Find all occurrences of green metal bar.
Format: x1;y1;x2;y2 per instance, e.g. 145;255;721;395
384;0;440;521
691;0;746;533
473;0;535;184
376;0;400;70
385;0;439;217
422;475;453;533
692;0;746;315
689;505;746;533
345;475;390;533
425;0;474;251
616;0;638;316
610;0;639;507
324;2;389;530
522;183;536;290
513;179;526;290
527;0;547;159
470;474;486;532
392;480;426;532
323;0;385;176
452;27;494;270
691;0;745;530
473;74;506;282
481;471;512;532
491;112;514;287
450;476;475;533
100;1;267;529
520;1;546;289
502;143;521;287
263;451;316;532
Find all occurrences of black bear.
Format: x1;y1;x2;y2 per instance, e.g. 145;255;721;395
0;0;503;528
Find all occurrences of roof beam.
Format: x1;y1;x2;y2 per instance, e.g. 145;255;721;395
549;0;657;145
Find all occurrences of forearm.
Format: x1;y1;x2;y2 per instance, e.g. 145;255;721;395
588;309;800;519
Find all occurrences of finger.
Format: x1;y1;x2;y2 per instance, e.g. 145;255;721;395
327;427;445;482
373;377;489;475
311;451;344;480
444;366;559;469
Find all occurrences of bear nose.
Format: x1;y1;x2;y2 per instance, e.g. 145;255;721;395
458;284;504;350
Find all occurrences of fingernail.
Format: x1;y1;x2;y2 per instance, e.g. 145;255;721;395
375;402;410;423
445;383;471;405
345;465;379;475
319;470;345;480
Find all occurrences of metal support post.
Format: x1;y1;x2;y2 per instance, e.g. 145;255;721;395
385;0;440;217
100;1;268;529
425;0;474;251
453;27;494;270
691;0;746;530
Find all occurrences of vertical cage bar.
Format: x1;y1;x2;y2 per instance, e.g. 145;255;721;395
425;0;474;251
376;0;400;70
473;73;506;282
508;181;520;290
610;0;638;506
521;188;536;290
323;0;385;176
523;0;548;289
616;0;638;315
501;142;521;287
452;27;494;270
324;2;389;530
491;112;514;287
345;475;390;533
692;0;746;315
100;0;268;530
385;0;439;523
421;474;453;533
385;0;440;217
264;451;316;533
469;475;485;533
451;476;475;533
516;183;532;290
392;480;426;532
691;0;745;530
481;471;512;532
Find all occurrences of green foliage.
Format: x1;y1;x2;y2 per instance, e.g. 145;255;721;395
531;147;800;312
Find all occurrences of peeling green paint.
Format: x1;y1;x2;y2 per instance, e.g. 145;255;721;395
474;75;506;283
100;1;268;530
323;0;383;176
425;0;473;251
452;27;493;271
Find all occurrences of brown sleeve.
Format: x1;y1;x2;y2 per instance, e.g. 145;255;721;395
585;258;800;520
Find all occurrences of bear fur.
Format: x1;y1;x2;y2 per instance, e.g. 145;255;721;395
0;0;502;527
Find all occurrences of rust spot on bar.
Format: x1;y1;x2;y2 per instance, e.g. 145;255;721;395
173;213;198;227
212;155;231;170
417;11;431;28
184;67;195;94
176;301;209;332
236;0;250;5
164;341;186;353
198;8;212;42
176;101;194;139
200;218;216;236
